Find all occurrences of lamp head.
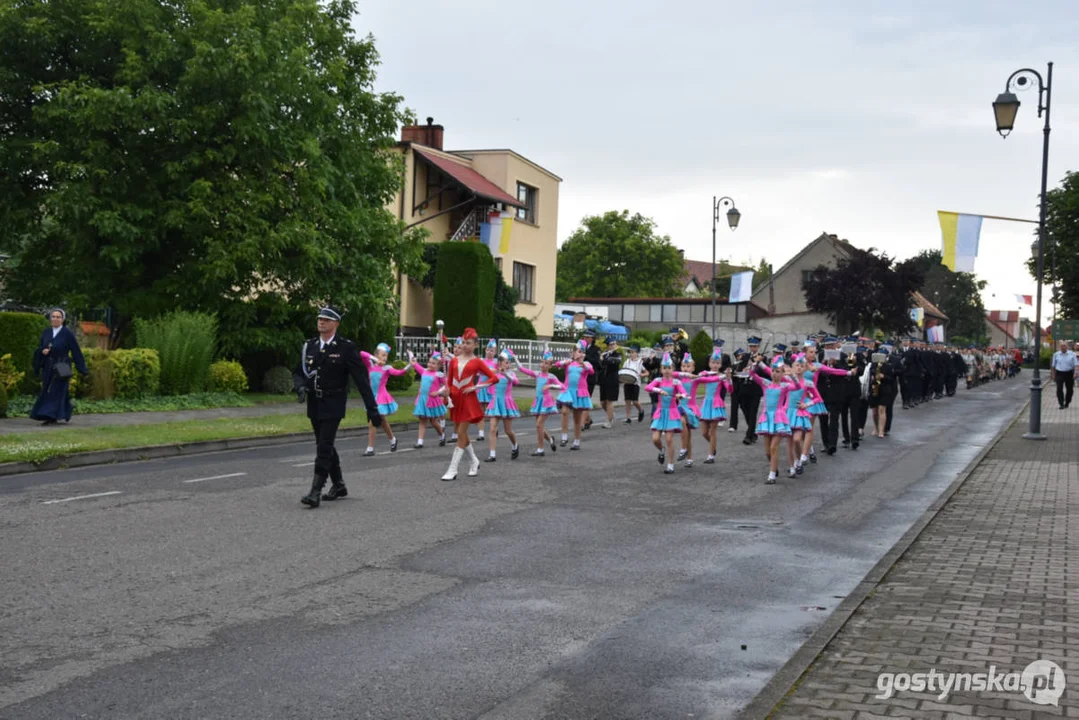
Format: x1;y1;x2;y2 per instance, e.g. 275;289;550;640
726;206;741;230
993;91;1020;138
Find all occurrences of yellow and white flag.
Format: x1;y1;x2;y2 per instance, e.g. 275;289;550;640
938;211;982;272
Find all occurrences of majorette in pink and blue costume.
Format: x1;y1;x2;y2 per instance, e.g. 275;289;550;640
555;340;595;410
643;353;686;432
486;350;521;418
673;354;699;429
803;345;850;416
361;343;409;416
410;352;447;419
475;338;499;404
750;356;792;436
784;356;812;431
516;351;565;415
693;347;735;421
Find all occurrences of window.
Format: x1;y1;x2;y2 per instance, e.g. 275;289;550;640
622;304;635;322
676;305;691;323
608;305;622;322
495;257;502;272
650;304;662;322
663;304;677;323
516;182;538;224
801;269;816;288
690;304;705;323
512;261;534;303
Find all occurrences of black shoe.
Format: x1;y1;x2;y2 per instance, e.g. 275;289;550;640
570;444;580;451
549;437;557;453
583;420;592;430
703;457;715;464
809;452;817;464
841;439;850;448
638;409;645;423
826;447;836;455
439;436;446;447
851;443;859;451
559;438;568;447
796;464;804;475
511;446;519;460
322;483;347;501
390;438;398;452
664;467;675;475
301;475;325;508
363;449;375;457
414;443;424;449
624;418;633;424
750;436;759;444
485;456;497;462
742;438;752;445
658;451;665;465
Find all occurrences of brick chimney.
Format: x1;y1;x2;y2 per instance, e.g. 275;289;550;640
401;117;444;150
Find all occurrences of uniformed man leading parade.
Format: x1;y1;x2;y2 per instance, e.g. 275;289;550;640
292;306;382;509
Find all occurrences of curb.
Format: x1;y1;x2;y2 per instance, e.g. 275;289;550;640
0;419;436;477
737;397;1031;720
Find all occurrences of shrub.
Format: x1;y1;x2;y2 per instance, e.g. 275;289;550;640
262;366;295;394
433;241;496;335
0;383;7;418
110;348;161;398
0;353;25;395
208;360;249;393
385;360;413;394
0;311;48;394
689;329;714;370
136;311;217;395
492;310;537;340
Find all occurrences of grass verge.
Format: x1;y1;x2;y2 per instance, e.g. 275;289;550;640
0;410;410;464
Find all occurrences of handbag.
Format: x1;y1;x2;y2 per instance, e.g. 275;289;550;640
53;359;73;378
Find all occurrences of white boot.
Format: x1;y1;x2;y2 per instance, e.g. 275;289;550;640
442;448;463;481
466;445;480;476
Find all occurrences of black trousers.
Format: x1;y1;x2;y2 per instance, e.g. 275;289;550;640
729;389;740;430
828;394;861;448
944;373;957;396
1055;370;1074;407
311;417;343;483
904;374;920;404
739;390;761;440
855;394;870;433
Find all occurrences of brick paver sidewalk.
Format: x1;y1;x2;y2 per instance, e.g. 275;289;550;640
762;398;1078;719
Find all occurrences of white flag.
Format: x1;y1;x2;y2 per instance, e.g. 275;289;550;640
729;271;754;303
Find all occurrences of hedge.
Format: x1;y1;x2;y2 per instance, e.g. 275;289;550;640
0;311;48;394
688;329;714;370
385;360;413;394
492;309;537;340
71;348;161;399
433;241;496;336
0;383;7;418
262;366;295;394
208;360;249;393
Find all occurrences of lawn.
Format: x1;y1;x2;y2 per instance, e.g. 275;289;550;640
0;409;411;465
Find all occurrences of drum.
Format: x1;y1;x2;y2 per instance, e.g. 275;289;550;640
618;368;639;385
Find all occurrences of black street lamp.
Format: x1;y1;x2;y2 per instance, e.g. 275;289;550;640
711;196;740;340
993;62;1053;440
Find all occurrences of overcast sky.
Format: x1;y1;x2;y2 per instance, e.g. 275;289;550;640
356;0;1078;325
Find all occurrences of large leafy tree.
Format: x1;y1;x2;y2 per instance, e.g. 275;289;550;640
556;210;683;300
0;0;425;355
802;246;924;335
906;250;988;343
1028;171;1079;318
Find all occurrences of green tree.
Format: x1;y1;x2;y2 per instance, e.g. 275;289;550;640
1028;171;1079;317
556;211;683;300
803;246;924;335
906;250;988;343
0;0;425;356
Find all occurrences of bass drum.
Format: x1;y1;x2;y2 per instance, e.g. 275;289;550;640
618;368;639;385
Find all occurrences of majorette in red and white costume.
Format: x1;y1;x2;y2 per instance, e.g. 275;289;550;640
442;328;499;481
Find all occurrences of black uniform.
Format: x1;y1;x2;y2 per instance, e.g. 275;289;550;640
643;352;662;408
293;335;380;507
902;346;921;407
598;347;622;402
733;353;763;443
817;353;844;453
584;341;601;400
825;352;863;451
945;350;960;396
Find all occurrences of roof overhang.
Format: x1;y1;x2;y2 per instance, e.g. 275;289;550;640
412;146;524;208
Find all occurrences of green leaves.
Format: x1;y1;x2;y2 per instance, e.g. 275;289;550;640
0;0;423;353
556;210;684;300
1029;171;1079;318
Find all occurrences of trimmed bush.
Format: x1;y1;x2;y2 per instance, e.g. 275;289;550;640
0;353;25;394
0;311;48;394
262;366;295;394
110;349;161;398
689;330;713;371
70;349;111;399
385;360;413;394
492;310;537;340
136;311;217;395
208;360;248;393
433;241;496;336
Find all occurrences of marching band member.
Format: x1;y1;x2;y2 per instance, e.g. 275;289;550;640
440;329;499;481
484;349;521;462
514;351;563;456
360;342;409;456
407;350;447;448
644;353;687;475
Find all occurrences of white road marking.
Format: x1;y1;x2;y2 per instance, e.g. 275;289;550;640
292;462;314;467
182;472;248;484
42;491;122;505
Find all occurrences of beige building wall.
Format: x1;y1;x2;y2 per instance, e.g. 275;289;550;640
753;236;848;315
985;319;1014;348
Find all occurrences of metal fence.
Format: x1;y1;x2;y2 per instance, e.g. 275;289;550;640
394;336;577;370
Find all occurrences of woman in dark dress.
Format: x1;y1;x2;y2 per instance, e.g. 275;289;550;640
30;308;88;425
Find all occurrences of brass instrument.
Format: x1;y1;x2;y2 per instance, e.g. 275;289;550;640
872;363;883;397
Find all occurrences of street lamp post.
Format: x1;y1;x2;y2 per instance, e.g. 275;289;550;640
711;196;741;340
993;62;1053;440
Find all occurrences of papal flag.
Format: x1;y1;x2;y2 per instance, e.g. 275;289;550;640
938;211;982;272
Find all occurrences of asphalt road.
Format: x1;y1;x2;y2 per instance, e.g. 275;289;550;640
0;380;1027;720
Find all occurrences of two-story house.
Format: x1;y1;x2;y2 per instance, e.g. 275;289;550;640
388;119;561;337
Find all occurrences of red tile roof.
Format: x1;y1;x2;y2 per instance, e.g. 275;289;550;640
412;147;523;208
986;309;1019;323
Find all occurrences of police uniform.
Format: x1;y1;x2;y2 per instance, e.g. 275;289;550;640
734;337;764;443
292;306;381;508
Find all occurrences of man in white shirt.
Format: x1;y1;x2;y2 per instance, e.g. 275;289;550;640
1051;340;1077;409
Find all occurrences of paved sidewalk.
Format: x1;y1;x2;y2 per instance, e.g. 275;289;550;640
760;399;1077;719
